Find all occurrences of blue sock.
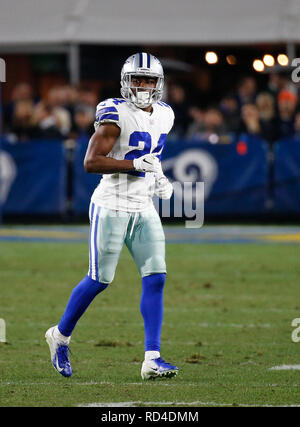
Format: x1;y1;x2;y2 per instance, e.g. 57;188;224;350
58;275;108;337
140;273;166;352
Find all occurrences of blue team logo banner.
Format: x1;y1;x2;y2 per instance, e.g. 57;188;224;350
161;134;269;215
0;139;67;214
274;138;300;213
73;134;101;215
2;134;299;218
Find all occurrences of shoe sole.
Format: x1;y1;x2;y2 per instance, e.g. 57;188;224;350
142;370;178;380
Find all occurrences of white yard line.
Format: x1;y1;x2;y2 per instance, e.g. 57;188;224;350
79;400;300;407
269;365;300;370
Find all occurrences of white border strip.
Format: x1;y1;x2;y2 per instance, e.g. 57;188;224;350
79;400;300;407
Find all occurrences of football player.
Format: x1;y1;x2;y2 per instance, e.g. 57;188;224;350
46;53;178;380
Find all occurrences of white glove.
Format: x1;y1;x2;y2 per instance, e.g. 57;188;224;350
133;154;160;173
155;172;174;200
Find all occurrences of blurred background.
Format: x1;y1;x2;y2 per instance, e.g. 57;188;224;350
1;0;300;224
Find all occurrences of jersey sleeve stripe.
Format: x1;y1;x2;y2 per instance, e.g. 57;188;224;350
96;106;118;117
97;113;119;122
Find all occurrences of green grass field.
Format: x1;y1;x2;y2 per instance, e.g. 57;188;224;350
1;237;300;407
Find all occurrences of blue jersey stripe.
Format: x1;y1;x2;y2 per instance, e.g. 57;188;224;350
97;113;119;122
96;106;117;117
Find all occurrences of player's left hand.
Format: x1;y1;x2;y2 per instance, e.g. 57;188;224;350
154;173;173;200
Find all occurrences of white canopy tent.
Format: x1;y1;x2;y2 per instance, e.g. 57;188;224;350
0;0;299;82
0;0;300;45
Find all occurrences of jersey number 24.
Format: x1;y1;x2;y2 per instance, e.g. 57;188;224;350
124;131;167;177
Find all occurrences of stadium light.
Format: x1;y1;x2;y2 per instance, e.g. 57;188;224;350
277;54;289;66
205;51;218;64
226;55;237;65
253;59;265;72
263;54;275;67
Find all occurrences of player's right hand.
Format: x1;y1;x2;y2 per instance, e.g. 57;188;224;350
133;154;160;173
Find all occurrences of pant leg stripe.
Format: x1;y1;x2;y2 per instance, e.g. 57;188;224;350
93;206;101;281
89;202;95;278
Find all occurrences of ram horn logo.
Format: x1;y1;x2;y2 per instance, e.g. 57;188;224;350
163;149;218;199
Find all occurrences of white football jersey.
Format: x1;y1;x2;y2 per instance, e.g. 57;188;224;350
90;98;174;212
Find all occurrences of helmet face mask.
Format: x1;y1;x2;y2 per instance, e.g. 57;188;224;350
120;53;164;109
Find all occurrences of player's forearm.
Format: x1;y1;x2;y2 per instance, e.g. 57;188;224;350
84;155;135;174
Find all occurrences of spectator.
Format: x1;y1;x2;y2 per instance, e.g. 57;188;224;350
167;83;191;138
186;106;228;142
9;99;35;142
3;82;35;130
47;86;72;136
277;90;297;139
219;94;240;132
255;92;279;142
63;84;80;121
267;72;295;101
238;103;261;135
189;66;213;108
186;107;205;140
31;101;64;140
238;101;279;143
267;73;284;100
204;108;227;136
236;76;257;109
71;105;95;139
77;86;98;108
